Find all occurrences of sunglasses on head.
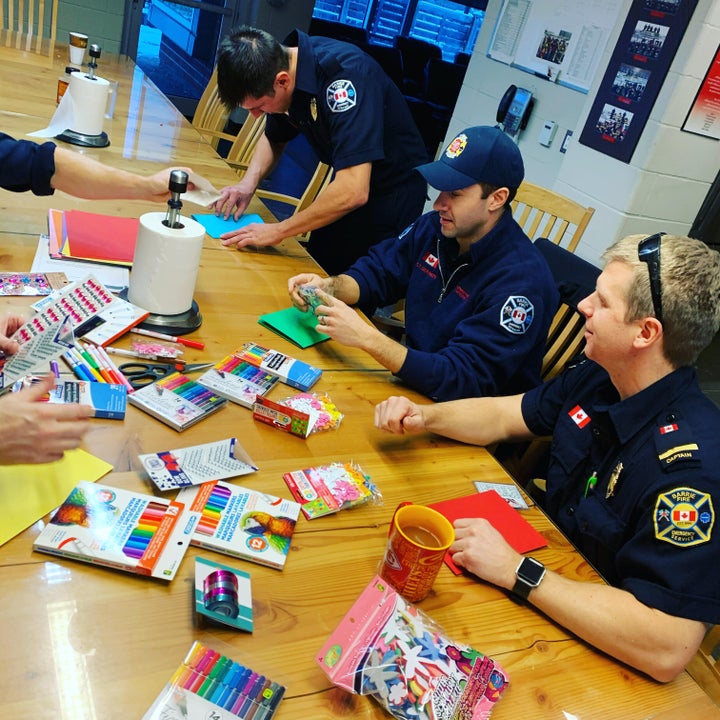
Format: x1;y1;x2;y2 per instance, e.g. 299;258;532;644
637;232;666;325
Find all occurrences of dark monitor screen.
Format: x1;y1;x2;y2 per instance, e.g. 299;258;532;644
449;0;488;10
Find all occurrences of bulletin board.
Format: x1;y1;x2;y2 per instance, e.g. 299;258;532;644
579;0;699;163
487;0;624;93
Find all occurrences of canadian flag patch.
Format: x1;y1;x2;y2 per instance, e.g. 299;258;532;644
660;423;678;434
423;252;439;268
568;405;591;428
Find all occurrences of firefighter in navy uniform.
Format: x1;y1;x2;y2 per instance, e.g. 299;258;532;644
213;26;428;275
286;127;558;402
374;232;720;682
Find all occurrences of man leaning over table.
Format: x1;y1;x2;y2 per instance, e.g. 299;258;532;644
211;25;428;275
374;233;720;682
287;126;558;402
0;131;191;464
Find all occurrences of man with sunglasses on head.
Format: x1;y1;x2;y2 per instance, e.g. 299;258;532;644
374;233;720;681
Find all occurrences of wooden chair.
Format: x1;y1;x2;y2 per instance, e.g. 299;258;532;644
687;625;720;705
255;161;333;242
191;68;235;151
497;239;600;486
225;114;266;178
512;182;595;252
0;0;58;68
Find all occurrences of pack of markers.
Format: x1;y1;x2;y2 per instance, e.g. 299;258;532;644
317;575;509;720
143;641;285;720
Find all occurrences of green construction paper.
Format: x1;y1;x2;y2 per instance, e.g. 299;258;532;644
258;306;329;349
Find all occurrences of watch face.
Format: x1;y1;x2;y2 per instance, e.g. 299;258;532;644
518;558;545;586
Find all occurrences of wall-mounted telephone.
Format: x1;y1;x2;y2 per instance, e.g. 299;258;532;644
497;85;534;136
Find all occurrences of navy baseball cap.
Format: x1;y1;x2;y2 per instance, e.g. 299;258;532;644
416;126;524;191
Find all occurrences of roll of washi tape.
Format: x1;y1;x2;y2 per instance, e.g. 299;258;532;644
204;570;239;618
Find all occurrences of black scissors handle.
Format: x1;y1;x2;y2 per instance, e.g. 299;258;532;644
118;362;175;389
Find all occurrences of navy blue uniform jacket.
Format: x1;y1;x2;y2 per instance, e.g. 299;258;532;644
345;209;559;401
0;132;56;194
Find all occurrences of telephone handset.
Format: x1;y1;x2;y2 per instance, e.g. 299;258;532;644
497;85;534;136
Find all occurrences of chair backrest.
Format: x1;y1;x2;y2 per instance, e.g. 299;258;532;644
393;36;442;98
495;240;600;485
308;18;368;46
192;68;235;151
255;161;333;242
225;113;266;177
359;42;404;90
512;182;595;253
541;302;586;382
0;0;57;67
687;625;720;705
425;58;466;110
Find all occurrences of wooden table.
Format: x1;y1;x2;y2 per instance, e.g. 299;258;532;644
0;53;717;719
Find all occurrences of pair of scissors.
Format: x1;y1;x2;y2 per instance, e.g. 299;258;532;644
118;361;214;389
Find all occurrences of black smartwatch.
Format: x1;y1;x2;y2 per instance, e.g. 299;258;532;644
511;557;546;600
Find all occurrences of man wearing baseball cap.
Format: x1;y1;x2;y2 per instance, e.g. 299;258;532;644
287;126;558;402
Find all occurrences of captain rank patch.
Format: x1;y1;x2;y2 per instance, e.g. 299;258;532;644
654;486;714;547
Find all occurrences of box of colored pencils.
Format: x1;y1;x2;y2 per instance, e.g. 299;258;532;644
235;342;322;391
128;371;228;431
33;481;199;580
142;641;285;720
197;355;279;409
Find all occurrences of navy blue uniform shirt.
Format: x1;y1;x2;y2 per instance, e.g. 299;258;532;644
265;31;427;196
345;208;559;401
0;132;56;195
522;358;720;623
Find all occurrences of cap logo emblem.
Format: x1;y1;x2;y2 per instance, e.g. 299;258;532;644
445;133;468;159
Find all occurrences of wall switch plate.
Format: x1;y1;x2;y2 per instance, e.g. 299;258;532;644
560;129;573;154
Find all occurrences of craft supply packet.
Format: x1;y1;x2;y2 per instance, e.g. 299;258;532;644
317;575;509;720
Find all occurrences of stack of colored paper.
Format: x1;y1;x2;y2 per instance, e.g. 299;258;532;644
48;208;140;267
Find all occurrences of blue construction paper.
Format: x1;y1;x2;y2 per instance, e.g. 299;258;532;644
191;213;264;239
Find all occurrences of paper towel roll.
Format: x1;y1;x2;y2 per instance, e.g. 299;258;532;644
67;72;109;135
128;212;206;315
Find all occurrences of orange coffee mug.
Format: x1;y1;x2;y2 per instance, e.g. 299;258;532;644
379;502;454;602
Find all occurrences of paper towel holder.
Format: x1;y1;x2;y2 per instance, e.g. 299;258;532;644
126;170;203;336
56;44;110;149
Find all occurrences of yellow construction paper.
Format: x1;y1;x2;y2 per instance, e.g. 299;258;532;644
0;449;113;546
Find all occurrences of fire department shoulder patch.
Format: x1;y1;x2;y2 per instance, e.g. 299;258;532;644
654;486;714;547
326;79;356;112
500;295;534;334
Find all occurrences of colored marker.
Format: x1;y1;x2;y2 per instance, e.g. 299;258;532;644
198;655;232;698
62;350;95;383
130;328;205;349
94;344;135;393
188;649;220;693
213;662;243;706
71;346;105;382
83;344;115;383
50;359;61;379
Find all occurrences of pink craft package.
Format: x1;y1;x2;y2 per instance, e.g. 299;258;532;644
317;575;509;720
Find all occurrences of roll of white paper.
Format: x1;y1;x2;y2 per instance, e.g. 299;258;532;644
128;212;205;315
67;72;109;135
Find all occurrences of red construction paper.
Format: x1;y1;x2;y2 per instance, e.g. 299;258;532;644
62;210;139;266
429;490;547;575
